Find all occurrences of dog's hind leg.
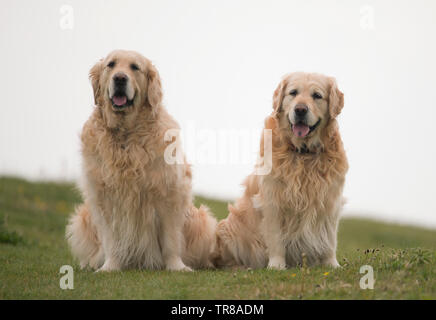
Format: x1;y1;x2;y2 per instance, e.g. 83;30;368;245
66;203;104;270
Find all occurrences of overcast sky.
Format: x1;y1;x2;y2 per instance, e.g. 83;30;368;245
1;0;436;228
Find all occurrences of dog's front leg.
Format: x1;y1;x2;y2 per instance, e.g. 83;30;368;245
95;227;122;272
262;206;287;270
158;208;192;272
91;207;122;272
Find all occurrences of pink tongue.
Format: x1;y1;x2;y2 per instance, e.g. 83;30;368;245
113;96;127;106
292;124;310;137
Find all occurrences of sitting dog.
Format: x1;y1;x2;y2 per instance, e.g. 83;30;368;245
213;72;348;269
66;50;217;271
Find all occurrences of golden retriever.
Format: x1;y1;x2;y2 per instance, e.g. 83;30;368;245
212;72;348;269
66;50;217;271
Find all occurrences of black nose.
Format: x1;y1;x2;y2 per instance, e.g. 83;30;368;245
294;104;308;118
113;73;128;86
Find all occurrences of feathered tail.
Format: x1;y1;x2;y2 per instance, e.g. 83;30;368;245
183;205;217;269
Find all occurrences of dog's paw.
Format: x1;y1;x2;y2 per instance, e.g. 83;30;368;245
166;258;193;272
267;256;287;270
325;258;341;268
177;265;193;272
167;264;193;272
95;259;120;272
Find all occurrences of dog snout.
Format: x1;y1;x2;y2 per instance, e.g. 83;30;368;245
113;72;128;87
294;104;308;119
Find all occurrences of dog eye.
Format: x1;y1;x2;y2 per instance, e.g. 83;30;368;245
107;61;115;68
312;92;322;100
130;64;140;71
290;89;298;96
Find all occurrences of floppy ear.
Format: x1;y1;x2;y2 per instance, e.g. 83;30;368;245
89;59;104;106
329;77;344;118
272;77;287;113
146;63;163;109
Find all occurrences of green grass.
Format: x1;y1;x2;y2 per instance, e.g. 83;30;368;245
0;176;435;299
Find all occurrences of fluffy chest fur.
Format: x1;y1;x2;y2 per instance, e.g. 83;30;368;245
81;108;190;197
263;152;346;214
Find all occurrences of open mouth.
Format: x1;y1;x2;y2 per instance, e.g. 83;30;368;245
291;118;321;138
111;94;134;110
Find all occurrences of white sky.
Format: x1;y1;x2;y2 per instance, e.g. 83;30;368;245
1;0;436;228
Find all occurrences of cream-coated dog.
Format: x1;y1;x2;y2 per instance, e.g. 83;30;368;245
66;50;217;272
212;72;348;269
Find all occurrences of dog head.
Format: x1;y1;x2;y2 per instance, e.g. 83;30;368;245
272;72;344;152
89;50;163;128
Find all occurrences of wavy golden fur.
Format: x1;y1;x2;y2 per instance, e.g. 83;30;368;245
213;72;348;269
66;50;217;271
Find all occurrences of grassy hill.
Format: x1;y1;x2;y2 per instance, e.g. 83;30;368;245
0;176;435;299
